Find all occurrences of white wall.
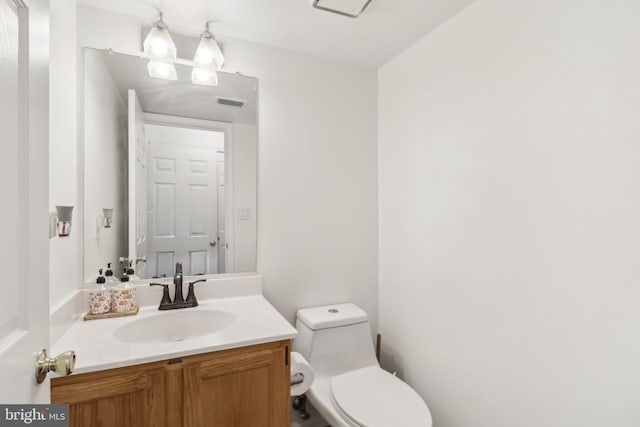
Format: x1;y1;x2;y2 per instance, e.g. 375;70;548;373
231;122;258;273
67;6;379;331
49;0;78;307
82;50;127;283
378;1;640;426
232;39;378;330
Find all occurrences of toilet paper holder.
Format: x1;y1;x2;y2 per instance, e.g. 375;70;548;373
291;372;305;386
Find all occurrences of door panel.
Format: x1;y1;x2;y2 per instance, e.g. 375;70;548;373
189;251;208;275
0;0;21;343
188;185;207;236
156;252;174;278
154;183;177;237
0;0;50;403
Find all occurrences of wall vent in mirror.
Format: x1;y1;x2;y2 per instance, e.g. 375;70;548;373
216;97;245;108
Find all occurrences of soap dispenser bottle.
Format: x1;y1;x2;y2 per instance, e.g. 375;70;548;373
97;269;106;284
126;261;140;281
88;269;111;314
112;268;137;313
104;263;119;286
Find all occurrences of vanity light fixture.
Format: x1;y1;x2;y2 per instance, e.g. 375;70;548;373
191;22;224;86
193;22;224;70
143;12;178;80
143;13;176;62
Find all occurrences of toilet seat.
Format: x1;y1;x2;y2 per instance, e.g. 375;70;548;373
330;366;432;427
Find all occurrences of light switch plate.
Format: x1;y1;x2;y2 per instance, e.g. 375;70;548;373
237;208;250;220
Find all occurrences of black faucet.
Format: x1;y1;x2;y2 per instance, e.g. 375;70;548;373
150;263;207;310
173;262;184;303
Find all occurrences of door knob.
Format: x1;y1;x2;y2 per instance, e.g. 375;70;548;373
209;241;216;247
35;349;76;384
136;255;147;263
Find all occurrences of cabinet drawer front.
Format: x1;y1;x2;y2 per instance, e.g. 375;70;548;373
52;371;152;404
192;349;275;380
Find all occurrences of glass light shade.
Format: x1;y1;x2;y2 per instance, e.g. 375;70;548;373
55;205;73;237
143;23;177;62
193;35;224;70
147;60;177;80
191;67;218;86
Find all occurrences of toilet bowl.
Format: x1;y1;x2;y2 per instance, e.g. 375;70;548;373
294;303;432;427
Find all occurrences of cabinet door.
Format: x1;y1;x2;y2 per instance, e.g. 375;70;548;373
51;365;167;427
183;341;290;427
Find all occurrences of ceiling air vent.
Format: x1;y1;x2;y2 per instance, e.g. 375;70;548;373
312;0;373;18
216;97;246;108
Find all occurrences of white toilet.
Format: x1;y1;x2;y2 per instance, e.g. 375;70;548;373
294;303;433;427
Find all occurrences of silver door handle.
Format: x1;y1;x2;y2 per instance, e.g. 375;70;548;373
209;241;216;247
136;255;147;263
35;349;76;384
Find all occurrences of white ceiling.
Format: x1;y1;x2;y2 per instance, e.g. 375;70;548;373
78;0;475;67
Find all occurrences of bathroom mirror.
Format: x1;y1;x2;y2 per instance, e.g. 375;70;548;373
82;48;257;284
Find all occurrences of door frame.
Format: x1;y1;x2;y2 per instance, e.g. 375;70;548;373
143;113;235;273
128;90;148;278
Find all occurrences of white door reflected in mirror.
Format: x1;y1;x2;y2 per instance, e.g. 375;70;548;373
143;122;224;278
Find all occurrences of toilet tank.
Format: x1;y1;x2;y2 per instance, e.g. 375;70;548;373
293;303;379;376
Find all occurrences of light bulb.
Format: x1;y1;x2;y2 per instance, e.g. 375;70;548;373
193;31;224;70
143;20;177;62
195;49;214;65
147;60;177;80
191;67;218;86
152;42;169;57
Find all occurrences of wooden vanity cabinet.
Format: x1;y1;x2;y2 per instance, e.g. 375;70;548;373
51;340;291;427
50;362;168;427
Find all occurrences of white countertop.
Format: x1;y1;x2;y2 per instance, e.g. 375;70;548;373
52;295;298;375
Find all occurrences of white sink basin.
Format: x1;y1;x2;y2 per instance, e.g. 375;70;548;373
114;309;236;344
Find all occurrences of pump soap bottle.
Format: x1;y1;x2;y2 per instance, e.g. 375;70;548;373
126;261;140;281
104;263;119;286
88;269;111;315
112;269;137;313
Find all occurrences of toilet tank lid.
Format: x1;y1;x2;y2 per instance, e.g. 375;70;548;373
296;303;369;330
